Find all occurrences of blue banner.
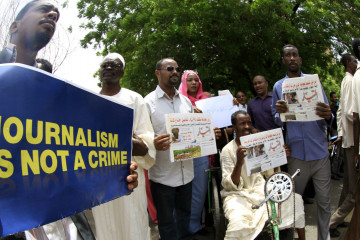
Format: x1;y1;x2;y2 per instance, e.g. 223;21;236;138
0;64;133;236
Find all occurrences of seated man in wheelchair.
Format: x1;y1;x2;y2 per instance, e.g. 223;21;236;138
220;110;305;240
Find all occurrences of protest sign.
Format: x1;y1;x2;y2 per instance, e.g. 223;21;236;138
195;94;238;128
280;74;325;122
165;113;217;162
240;128;287;176
0;64;133;236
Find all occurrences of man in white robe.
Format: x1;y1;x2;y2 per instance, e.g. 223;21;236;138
91;53;155;240
11;2;138;239
220;110;305;240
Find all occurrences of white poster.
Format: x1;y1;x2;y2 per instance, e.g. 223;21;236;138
195;94;238;128
280;74;325;122
240;128;287;176
218;89;232;96
165;113;217;162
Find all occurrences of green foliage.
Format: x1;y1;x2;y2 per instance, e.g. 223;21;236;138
67;25;72;33
61;0;69;8
76;0;360;97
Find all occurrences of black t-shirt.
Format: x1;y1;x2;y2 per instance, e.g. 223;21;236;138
330;103;338;130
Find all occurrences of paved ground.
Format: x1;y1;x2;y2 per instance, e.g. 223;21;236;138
150;177;352;240
307;178;352;240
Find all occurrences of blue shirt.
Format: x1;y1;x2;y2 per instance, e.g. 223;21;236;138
247;92;277;131
272;73;330;161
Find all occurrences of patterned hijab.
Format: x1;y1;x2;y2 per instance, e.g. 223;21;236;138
179;70;207;105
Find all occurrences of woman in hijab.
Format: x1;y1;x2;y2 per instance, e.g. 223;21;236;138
179;70;210;235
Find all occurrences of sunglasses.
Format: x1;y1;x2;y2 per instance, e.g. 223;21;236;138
158;66;181;72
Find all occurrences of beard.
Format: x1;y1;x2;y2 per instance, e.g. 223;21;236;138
288;64;300;74
26;31;53;51
169;75;179;86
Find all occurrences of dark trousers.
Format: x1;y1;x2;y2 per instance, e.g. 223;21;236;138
150;180;193;240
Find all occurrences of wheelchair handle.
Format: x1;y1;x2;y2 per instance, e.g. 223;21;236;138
252;185;280;209
291;169;300;178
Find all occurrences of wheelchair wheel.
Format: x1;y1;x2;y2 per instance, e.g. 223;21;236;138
211;175;225;240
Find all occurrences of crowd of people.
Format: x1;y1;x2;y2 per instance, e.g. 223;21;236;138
1;1;360;240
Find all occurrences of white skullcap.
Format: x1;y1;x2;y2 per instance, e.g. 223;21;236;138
102;53;126;70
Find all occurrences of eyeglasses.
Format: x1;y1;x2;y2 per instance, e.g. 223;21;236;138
100;63;123;70
157;66;181;72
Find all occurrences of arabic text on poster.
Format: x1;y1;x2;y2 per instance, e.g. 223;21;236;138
280;74;325;122
240;128;287;176
165;113;217;162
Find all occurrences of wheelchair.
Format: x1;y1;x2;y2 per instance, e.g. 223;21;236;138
208;128;299;240
207;161;298;240
203;139;227;240
205;165;226;240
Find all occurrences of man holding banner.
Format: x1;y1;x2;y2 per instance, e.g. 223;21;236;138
91;53;155;240
0;0;59;66
0;1;139;239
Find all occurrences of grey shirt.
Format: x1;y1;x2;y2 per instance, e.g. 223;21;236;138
145;85;194;187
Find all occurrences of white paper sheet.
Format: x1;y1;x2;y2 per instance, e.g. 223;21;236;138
195;94;239;128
